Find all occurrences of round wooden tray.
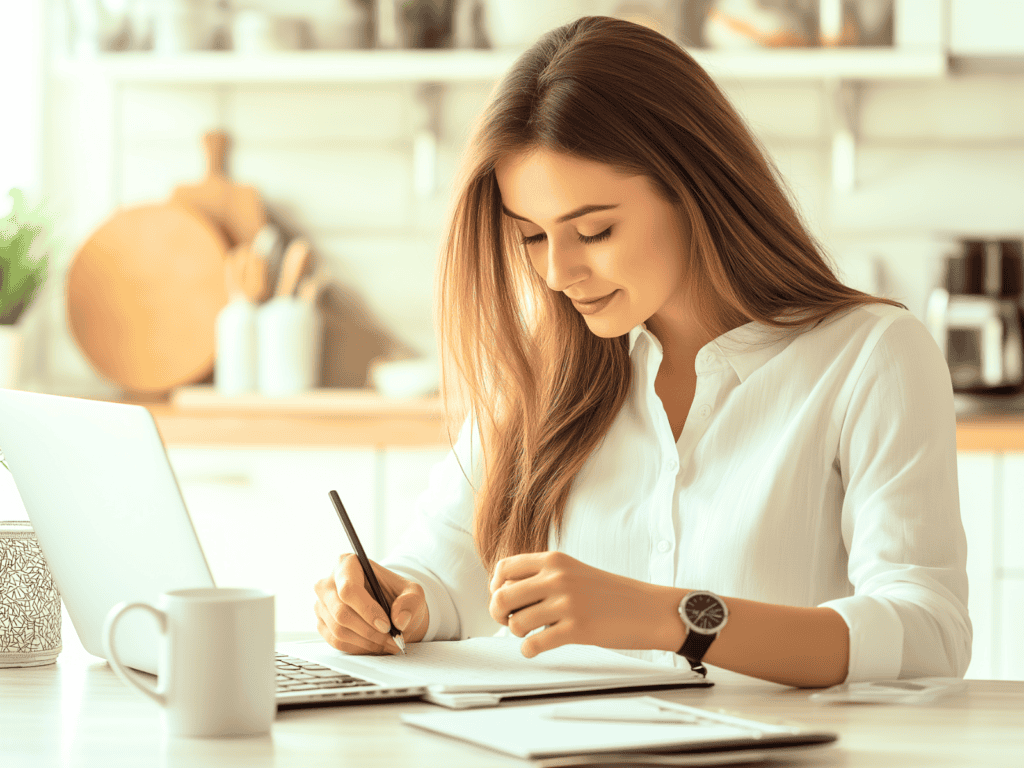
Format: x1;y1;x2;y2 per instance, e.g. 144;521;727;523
67;203;229;394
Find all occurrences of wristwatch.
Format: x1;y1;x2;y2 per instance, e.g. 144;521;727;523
675;590;728;675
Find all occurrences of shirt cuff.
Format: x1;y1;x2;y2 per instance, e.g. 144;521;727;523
380;561;460;642
818;595;903;682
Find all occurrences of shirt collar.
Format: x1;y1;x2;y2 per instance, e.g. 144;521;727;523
627;320;796;383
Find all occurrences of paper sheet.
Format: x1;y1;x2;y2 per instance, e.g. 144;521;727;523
306;635;702;693
402;695;837;760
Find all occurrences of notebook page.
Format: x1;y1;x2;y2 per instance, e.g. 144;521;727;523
316;635;699;692
401;697;830;759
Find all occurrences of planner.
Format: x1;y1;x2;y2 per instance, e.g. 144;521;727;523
402;695;839;760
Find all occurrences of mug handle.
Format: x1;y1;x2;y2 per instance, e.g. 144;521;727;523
102;601;168;707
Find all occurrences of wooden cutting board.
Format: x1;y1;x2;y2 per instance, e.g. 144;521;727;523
171;131;266;248
67;203;229;394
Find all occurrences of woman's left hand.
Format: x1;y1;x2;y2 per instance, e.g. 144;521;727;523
488;551;685;658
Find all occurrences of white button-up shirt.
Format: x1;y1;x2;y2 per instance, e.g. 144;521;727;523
383;304;971;683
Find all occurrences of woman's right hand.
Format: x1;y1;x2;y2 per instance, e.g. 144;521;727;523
314;554;429;654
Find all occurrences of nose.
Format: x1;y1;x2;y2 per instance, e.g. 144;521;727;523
536;238;586;293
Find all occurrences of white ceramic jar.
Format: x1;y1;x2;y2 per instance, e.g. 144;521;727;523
481;0;619;50
256;297;322;397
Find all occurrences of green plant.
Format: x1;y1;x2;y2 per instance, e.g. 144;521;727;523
0;188;52;326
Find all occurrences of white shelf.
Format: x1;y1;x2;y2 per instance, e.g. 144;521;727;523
53;47;947;85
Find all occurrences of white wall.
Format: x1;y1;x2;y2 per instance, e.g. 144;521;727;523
0;1;46;214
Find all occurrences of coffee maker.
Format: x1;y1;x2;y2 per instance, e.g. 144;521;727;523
926;238;1024;394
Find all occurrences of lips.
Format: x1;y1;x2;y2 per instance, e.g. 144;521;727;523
571;290;618;315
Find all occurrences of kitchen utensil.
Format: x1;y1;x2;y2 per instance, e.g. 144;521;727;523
925;238;1024;393
396;0;455;49
226;242;270;304
310;0;371;48
703;0;811;49
152;0;215;53
481;0;616;50
171;131;266;248
296;272;326;304
276;238;313;297
67;202;229;394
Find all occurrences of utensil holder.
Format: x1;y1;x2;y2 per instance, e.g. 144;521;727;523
256;297;322;397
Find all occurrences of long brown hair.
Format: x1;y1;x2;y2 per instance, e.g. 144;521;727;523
437;16;903;573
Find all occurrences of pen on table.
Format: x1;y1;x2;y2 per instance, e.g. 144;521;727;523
328;490;406;654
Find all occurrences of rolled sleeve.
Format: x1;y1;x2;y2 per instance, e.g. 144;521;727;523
832;315;971;682
819;594;903;681
381;416;499;642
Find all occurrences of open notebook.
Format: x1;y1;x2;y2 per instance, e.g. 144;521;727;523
277;635;710;708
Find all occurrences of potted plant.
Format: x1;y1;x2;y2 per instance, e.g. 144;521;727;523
0;188;52;389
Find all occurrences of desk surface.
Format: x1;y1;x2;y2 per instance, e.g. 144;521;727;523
2;618;1023;768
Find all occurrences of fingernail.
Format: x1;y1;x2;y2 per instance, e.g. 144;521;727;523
396;611;411;631
374;618;390;633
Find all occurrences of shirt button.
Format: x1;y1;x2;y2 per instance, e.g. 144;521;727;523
665;457;679;473
701;350;716;365
697;404;712;419
657;540;672;553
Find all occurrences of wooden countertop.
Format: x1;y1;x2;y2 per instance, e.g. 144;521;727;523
98;386;1024;451
141;386;451;447
955;412;1024;452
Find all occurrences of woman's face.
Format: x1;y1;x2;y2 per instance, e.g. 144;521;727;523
495;148;691;339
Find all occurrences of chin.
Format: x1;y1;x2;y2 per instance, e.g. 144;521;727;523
581;315;632;339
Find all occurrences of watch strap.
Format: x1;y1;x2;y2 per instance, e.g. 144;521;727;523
678;629;716;675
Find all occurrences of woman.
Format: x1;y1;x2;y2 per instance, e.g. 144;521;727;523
314;16;970;688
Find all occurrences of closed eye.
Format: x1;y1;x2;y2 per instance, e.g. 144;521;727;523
521;227;613;247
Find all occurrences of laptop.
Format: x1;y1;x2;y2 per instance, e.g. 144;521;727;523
0;388;427;707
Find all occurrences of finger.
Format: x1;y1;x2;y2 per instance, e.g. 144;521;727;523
489;552;549;592
315;598;398;655
316;616;396;655
390;587;427;634
520;621;575;659
334;554;393;633
506;599;564;639
314;596;384;651
489;578;551;625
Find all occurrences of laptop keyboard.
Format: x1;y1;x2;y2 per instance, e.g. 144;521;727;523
275;652;376;693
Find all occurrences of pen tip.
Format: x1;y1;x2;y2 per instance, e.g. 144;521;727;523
395;634;407;654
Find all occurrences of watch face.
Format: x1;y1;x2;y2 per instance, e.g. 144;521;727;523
685;593;726;631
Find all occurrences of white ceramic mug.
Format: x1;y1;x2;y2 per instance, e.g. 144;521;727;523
103;588;275;737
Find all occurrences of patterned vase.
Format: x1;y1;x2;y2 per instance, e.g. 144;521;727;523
0;520;62;667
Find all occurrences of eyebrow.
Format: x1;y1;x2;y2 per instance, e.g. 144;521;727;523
501;203;620;224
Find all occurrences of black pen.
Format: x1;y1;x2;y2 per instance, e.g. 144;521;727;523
329;490;406;654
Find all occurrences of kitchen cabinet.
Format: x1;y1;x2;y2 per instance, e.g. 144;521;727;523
166;446;378;633
379;446;452;557
958;452;997;680
958;450;1024;681
164;444;453;633
997;454;1024;679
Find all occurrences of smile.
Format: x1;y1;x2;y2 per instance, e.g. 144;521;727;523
571;290;618;315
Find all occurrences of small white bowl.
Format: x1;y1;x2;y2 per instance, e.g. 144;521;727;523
368;357;440;399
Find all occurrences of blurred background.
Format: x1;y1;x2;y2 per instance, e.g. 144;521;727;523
2;1;1024;676
2;0;1022;401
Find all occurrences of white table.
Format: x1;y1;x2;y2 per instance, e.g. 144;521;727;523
2;613;1023;768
